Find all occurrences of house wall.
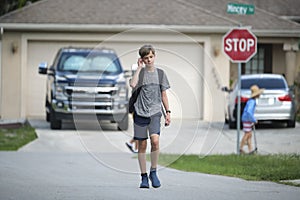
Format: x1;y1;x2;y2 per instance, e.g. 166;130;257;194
273;44;286;75
2;30;296;123
1;30;230;122
229;39;300;84
206;34;230;122
261;37;300;85
1;33;23;120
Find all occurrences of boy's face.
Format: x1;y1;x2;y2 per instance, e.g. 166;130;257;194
142;51;155;67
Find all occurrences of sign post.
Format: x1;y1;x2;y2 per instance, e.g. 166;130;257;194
222;28;257;154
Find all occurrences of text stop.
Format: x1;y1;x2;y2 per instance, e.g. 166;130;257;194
225;38;255;52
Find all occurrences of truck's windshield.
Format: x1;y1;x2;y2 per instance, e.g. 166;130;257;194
57;52;121;74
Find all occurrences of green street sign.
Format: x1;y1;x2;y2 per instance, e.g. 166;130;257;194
227;3;255;15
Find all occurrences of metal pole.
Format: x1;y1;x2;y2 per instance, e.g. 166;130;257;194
237;62;241;155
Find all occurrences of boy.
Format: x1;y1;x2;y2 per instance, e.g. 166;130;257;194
130;45;171;188
240;85;264;154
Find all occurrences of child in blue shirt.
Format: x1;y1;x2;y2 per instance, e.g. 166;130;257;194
240;85;264;154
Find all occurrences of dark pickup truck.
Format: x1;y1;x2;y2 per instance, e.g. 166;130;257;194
38;47;129;130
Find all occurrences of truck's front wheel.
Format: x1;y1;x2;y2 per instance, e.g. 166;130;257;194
50;108;62;130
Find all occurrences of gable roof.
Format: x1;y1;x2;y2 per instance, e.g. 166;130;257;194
0;0;299;37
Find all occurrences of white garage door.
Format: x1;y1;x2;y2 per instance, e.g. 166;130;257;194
27;41;204;119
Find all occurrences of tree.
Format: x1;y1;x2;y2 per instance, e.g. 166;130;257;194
0;0;41;16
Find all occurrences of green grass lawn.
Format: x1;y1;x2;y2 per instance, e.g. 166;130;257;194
158;154;300;186
0;124;37;150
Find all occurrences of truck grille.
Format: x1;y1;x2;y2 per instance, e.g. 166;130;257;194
65;86;117;96
64;86;117;110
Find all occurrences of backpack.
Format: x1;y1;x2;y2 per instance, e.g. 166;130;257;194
128;68;164;114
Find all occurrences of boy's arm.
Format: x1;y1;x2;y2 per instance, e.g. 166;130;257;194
162;90;171;125
130;59;143;88
247;100;257;123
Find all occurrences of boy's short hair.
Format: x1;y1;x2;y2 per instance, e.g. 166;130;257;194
139;44;155;58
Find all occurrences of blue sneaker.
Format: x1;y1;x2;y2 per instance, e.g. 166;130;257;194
140;174;149;188
149;170;161;188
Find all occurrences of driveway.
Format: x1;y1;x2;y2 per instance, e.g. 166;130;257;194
0;118;300;200
22;118;300;155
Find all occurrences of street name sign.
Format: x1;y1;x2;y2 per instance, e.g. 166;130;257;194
227;3;255;15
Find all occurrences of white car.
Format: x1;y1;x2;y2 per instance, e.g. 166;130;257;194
222;74;297;129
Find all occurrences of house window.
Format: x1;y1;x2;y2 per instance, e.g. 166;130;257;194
243;44;272;74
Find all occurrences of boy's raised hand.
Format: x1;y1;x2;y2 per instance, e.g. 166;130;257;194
137;58;144;68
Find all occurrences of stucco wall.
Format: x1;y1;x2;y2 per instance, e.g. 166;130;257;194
1;30;297;122
273;44;286;75
1;30;230;121
1;33;23;120
207;35;230;121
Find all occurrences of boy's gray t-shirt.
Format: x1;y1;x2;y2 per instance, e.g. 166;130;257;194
134;68;170;117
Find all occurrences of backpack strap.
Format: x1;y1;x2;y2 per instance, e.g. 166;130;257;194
157;68;164;92
128;68;145;113
132;68;144;93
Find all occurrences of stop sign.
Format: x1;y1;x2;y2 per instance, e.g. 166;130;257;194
222;28;257;63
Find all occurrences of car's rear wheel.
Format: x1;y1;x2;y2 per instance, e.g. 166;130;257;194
229;118;236;129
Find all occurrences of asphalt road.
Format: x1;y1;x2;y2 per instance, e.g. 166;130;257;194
0;118;300;200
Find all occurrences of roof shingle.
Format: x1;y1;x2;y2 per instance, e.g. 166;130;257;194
0;0;299;34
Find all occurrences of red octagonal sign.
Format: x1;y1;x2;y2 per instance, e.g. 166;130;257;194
223;28;257;63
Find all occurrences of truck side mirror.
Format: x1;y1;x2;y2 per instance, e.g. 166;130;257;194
38;62;48;74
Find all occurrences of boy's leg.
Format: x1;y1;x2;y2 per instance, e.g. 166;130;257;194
138;139;149;188
147;114;162;188
240;133;247;152
148;113;162;168
149;134;161;188
134;140;138;151
130;138;134;144
138;140;147;174
133;110;152;188
150;134;160;169
241;122;252;152
246;132;253;152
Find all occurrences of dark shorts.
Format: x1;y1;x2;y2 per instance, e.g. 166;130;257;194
133;112;162;140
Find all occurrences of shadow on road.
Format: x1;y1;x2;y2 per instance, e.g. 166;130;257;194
255;121;289;129
29;118;120;131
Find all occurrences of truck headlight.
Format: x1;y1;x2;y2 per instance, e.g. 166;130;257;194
118;86;127;99
55;84;68;100
116;74;127;99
